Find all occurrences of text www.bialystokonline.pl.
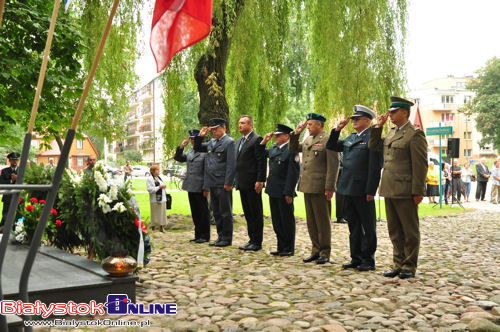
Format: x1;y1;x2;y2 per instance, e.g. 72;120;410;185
24;318;151;328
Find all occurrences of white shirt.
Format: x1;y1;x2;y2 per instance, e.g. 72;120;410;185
397;121;410;130
356;127;369;137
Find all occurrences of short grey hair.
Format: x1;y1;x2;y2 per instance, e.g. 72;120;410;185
240;115;253;125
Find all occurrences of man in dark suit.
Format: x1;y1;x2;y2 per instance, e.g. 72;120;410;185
174;129;210;243
260;124;300;256
475;158;490;201
1;152;20;228
326;105;383;272
194;118;236;247
235;115;267;251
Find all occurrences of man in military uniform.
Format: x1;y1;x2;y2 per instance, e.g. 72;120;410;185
326;105;383;272
194;118;236;247
235;115;267;252
1;152;20;228
260;124;300;256
290;113;340;264
174;129;210;243
368;97;428;279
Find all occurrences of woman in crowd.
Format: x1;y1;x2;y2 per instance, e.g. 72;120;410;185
442;163;452;204
146;165;168;231
426;161;439;203
461;162;474;202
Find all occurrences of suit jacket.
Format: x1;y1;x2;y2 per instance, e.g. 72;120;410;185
326;128;383;196
368;123;428;198
289;130;339;194
174;147;206;192
476;163;490;182
0;167;17;202
264;142;300;198
235;131;267;190
194;134;236;190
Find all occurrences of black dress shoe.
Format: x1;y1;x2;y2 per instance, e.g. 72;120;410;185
279;251;294;257
195;238;209;243
357;264;375;271
342;262;360;269
209;239;221;246
239;242;252;250
303;254;320;263
383;269;401;278
189;238;197;242
214;241;231;247
316;256;329;264
270;251;280;256
247;244;262;251
399;269;415;279
336;218;348;223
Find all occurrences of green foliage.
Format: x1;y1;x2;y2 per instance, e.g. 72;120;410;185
464;57;500;151
124;150;142;163
160;0;408;153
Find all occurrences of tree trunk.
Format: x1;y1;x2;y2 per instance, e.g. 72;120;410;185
195;0;244;129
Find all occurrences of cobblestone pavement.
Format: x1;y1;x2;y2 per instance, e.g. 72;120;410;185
45;209;499;332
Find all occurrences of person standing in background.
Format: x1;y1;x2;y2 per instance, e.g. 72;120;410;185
490;160;500;204
426;161;439;204
146;165;168;232
0;152;20;229
475;158;490;201
461;162;474;202
450;160;462;203
123;160;133;182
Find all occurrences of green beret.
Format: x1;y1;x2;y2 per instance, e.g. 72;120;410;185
306;113;326;122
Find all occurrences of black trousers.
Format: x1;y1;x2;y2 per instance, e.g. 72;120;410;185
451;178;462;202
344;195;377;267
269;196;295;253
476;181;488;200
1;198;10;227
240;189;264;245
188;192;210;240
210;187;233;243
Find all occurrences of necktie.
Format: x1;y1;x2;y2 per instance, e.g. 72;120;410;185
239;138;246;152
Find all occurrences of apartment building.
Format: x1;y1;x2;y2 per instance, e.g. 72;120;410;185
409;76;497;164
112;76;165;165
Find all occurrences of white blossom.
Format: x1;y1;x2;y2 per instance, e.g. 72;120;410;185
101;204;112;214
94;171;108;192
112;202;126;213
109;184;118;201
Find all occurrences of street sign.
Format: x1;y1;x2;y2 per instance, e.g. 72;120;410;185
426;126;453;136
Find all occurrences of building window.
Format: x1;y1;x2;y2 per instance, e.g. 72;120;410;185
441;95;454;104
464;132;472;140
69;157;72;166
76;139;83;149
441;113;454;122
464;149;472;157
77;157;84;166
464;96;472;104
31;140;40;149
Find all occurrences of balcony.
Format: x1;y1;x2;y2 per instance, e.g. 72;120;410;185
431;103;458;111
141;139;154;150
139;124;152;133
125;144;138;151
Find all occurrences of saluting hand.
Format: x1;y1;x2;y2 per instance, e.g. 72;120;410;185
295;121;307;135
180;138;190;149
199;126;210;137
261;132;274;145
336;118;350;131
376;113;389;128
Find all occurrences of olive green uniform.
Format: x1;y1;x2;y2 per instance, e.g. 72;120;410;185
289;130;339;258
368;123;428;273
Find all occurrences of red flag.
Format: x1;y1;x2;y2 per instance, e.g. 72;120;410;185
414;103;424;131
150;0;213;73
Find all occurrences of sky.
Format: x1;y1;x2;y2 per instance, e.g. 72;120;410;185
136;0;500;91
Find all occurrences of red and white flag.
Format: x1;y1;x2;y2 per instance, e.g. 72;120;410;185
150;0;213;73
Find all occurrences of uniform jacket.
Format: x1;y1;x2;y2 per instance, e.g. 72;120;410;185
368;123;428;198
289;130;339;194
476;163;490;182
174;147;206;193
194;134;236;190
235;131;267;190
326;128;383;196
264;142;300;198
0;167;17;202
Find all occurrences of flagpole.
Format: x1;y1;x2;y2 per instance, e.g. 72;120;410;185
71;0;120;131
0;0;6;27
28;0;62;133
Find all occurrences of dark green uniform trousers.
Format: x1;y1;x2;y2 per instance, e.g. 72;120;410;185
304;193;331;258
385;198;420;273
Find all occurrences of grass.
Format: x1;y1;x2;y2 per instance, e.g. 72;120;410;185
1;178;469;224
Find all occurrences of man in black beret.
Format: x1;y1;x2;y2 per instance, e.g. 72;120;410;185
1;152;20;228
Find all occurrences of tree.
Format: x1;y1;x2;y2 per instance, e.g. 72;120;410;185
0;0;142;151
465;57;500;151
124;150;142;163
160;0;408;153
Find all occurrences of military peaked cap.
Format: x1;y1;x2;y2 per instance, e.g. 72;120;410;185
389;96;414;111
188;129;200;137
351;105;375;120
274;124;293;135
7;152;20;160
209;118;226;128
